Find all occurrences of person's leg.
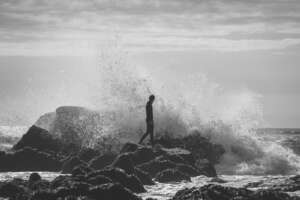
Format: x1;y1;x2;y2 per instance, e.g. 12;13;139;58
139;132;148;144
149;123;154;146
139;122;150;144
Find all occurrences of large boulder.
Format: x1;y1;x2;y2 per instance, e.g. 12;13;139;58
0;147;62;172
134;168;155;185
0;182;28;199
89;153;117;170
87;168;146;193
13;125;62;153
156;133;225;164
137;159;177;177
35;106;102;147
111;153;135;174
62;156;88;174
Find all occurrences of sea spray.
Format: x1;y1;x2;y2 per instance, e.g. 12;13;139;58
87;46;300;175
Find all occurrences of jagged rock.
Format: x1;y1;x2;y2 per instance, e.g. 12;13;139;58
120;142;141;153
134;168;155;185
131;146;156;165
195;159;217;177
71;165;93;177
0;182;27;198
156;154;187;165
55;182;90;198
156;133;225;164
51;175;73;189
111;153;135;174
89;153;117;170
0;147;62;172
31;190;56;200
158;147;195;165
87;175;113;185
88;183;141;200
176;164;200;177
62;156;87;174
137;159;177;177
155;169;191;183
78;148;100;162
87;168;146;193
170;184;298;200
13;125;62;152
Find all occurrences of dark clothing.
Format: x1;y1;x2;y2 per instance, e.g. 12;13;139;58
139;101;154;146
146;101;153;122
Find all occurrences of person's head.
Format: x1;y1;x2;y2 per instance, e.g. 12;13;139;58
149;94;155;103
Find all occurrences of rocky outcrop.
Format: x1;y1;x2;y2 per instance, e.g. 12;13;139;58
61;156;88;174
170;184;299;200
0;172;142;200
13;125;62;152
89;153;117;170
87;168;146;193
0;147;62;172
35;106;102;147
156;133;225;164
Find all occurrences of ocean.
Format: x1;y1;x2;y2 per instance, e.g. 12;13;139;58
0;126;299;199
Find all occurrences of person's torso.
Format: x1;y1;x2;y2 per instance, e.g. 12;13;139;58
146;101;153;121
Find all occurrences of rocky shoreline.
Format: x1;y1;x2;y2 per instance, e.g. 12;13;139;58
0;106;299;199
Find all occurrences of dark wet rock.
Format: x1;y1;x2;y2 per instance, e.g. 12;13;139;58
176;163;200;177
55;182;90;198
88;183;141;200
155;169;191;183
134;167;155;185
89;153;117;170
87;168;146;193
28;173;42;184
71;165;93;177
87;175;113;185
62;156;88;174
78;147;100;162
121;142;141;153
0;182;27;198
131;146;156;165
13;125;62;153
137;159;177;177
29;179;51;191
170;184;298;200
195;159;217;177
158;147;195;165
50;175;73;189
156;154;186;165
31;190;56;200
111;153;135;174
156;132;225;164
0;147;62;172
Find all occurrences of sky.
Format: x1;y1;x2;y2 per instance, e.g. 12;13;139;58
0;0;300;127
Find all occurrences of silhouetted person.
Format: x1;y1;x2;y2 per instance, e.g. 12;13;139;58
139;95;155;146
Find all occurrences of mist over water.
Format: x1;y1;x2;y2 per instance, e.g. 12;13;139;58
87;46;300;175
1;45;299;176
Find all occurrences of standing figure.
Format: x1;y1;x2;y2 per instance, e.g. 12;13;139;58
139;95;155;146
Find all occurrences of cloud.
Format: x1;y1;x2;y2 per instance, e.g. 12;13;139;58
0;0;300;55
